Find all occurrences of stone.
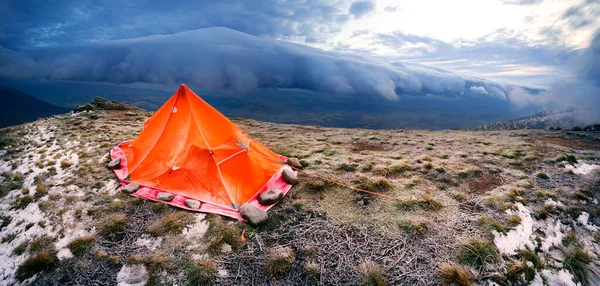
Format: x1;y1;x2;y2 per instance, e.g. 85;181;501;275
156;192;174;202
122;183;140;194
185;199;201;210
287;157;303;169
258;188;283;205
108;158;121;169
240;204;268;226
282;169;299;185
117;264;148;286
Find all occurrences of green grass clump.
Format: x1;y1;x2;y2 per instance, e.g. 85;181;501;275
375;164;410;177
97;213;127;237
67;236;94;257
355;177;394;193
146;211;195;237
535;172;549;179
187;259;217;285
534;205;556;220
563;246;591;285
396;195;443;211
437;263;473;286
457;239;499;270
265;246;295;277
15;248;58;281
399;220;428;235
477;216;506;236
562;231;577;247
358;260;388;286
507;214;522;228
203;215;244;255
11;195;33;210
337;163;357;172
556;154;577;164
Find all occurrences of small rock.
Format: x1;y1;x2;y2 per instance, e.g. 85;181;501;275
258;188;283;205
287;157;303;169
117;264;148;286
282;169;299;185
122;183;140;194
185;199;201;210
108;158;121;169
220;243;232;253
156;192;174;202
240;204;268;225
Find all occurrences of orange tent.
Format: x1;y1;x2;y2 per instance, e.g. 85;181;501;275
109;84;295;220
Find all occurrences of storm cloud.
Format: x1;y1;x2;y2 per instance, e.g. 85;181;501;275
0;27;517;102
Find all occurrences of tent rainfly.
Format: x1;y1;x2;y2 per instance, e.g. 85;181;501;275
108;84;299;225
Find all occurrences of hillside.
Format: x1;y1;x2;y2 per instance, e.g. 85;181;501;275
0;106;599;285
0;87;70;128
468;109;595;131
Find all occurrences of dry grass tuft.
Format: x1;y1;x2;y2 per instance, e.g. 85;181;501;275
203;215;245;255
187;259;217;285
97;213;127;237
437;263;474;286
563;246;592;285
146;211;195;237
399;220;429;235
15;248;58;281
456;238;499;271
265;246;296;277
355;176;394;193
358;260;388;286
67;236;94;257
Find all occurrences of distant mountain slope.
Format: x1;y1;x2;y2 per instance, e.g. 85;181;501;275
0;87;70;128
467;109;592;131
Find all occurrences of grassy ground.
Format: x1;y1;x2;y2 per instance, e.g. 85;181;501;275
0;109;599;285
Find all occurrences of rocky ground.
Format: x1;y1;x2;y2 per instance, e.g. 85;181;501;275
0;106;599;286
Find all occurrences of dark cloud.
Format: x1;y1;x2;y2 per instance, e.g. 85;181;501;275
348;1;375;18
508;29;600;122
0;0;355;50
562;0;600;29
0;27;520;102
577;29;600;86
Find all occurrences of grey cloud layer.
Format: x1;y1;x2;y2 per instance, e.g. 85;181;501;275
0;27;517;101
0;0;355;49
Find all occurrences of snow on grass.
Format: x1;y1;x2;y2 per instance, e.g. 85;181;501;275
0;201;56;283
544;198;564;207
539;269;578;286
541;220;567;252
577;212;598;231
494;203;535;255
182;214;208;239
565;163;600;175
495;203;570;255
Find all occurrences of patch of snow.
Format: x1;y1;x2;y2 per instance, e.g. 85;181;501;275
494;203;535;255
0;201;57;283
577;212;598;231
217;269;229;278
565;163;600;175
530;273;543;285
540;269;578;286
544;199;564;207
134;235;163;252
541;220;566;252
182;214;208;239
117;264;148;286
57;248;73;261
